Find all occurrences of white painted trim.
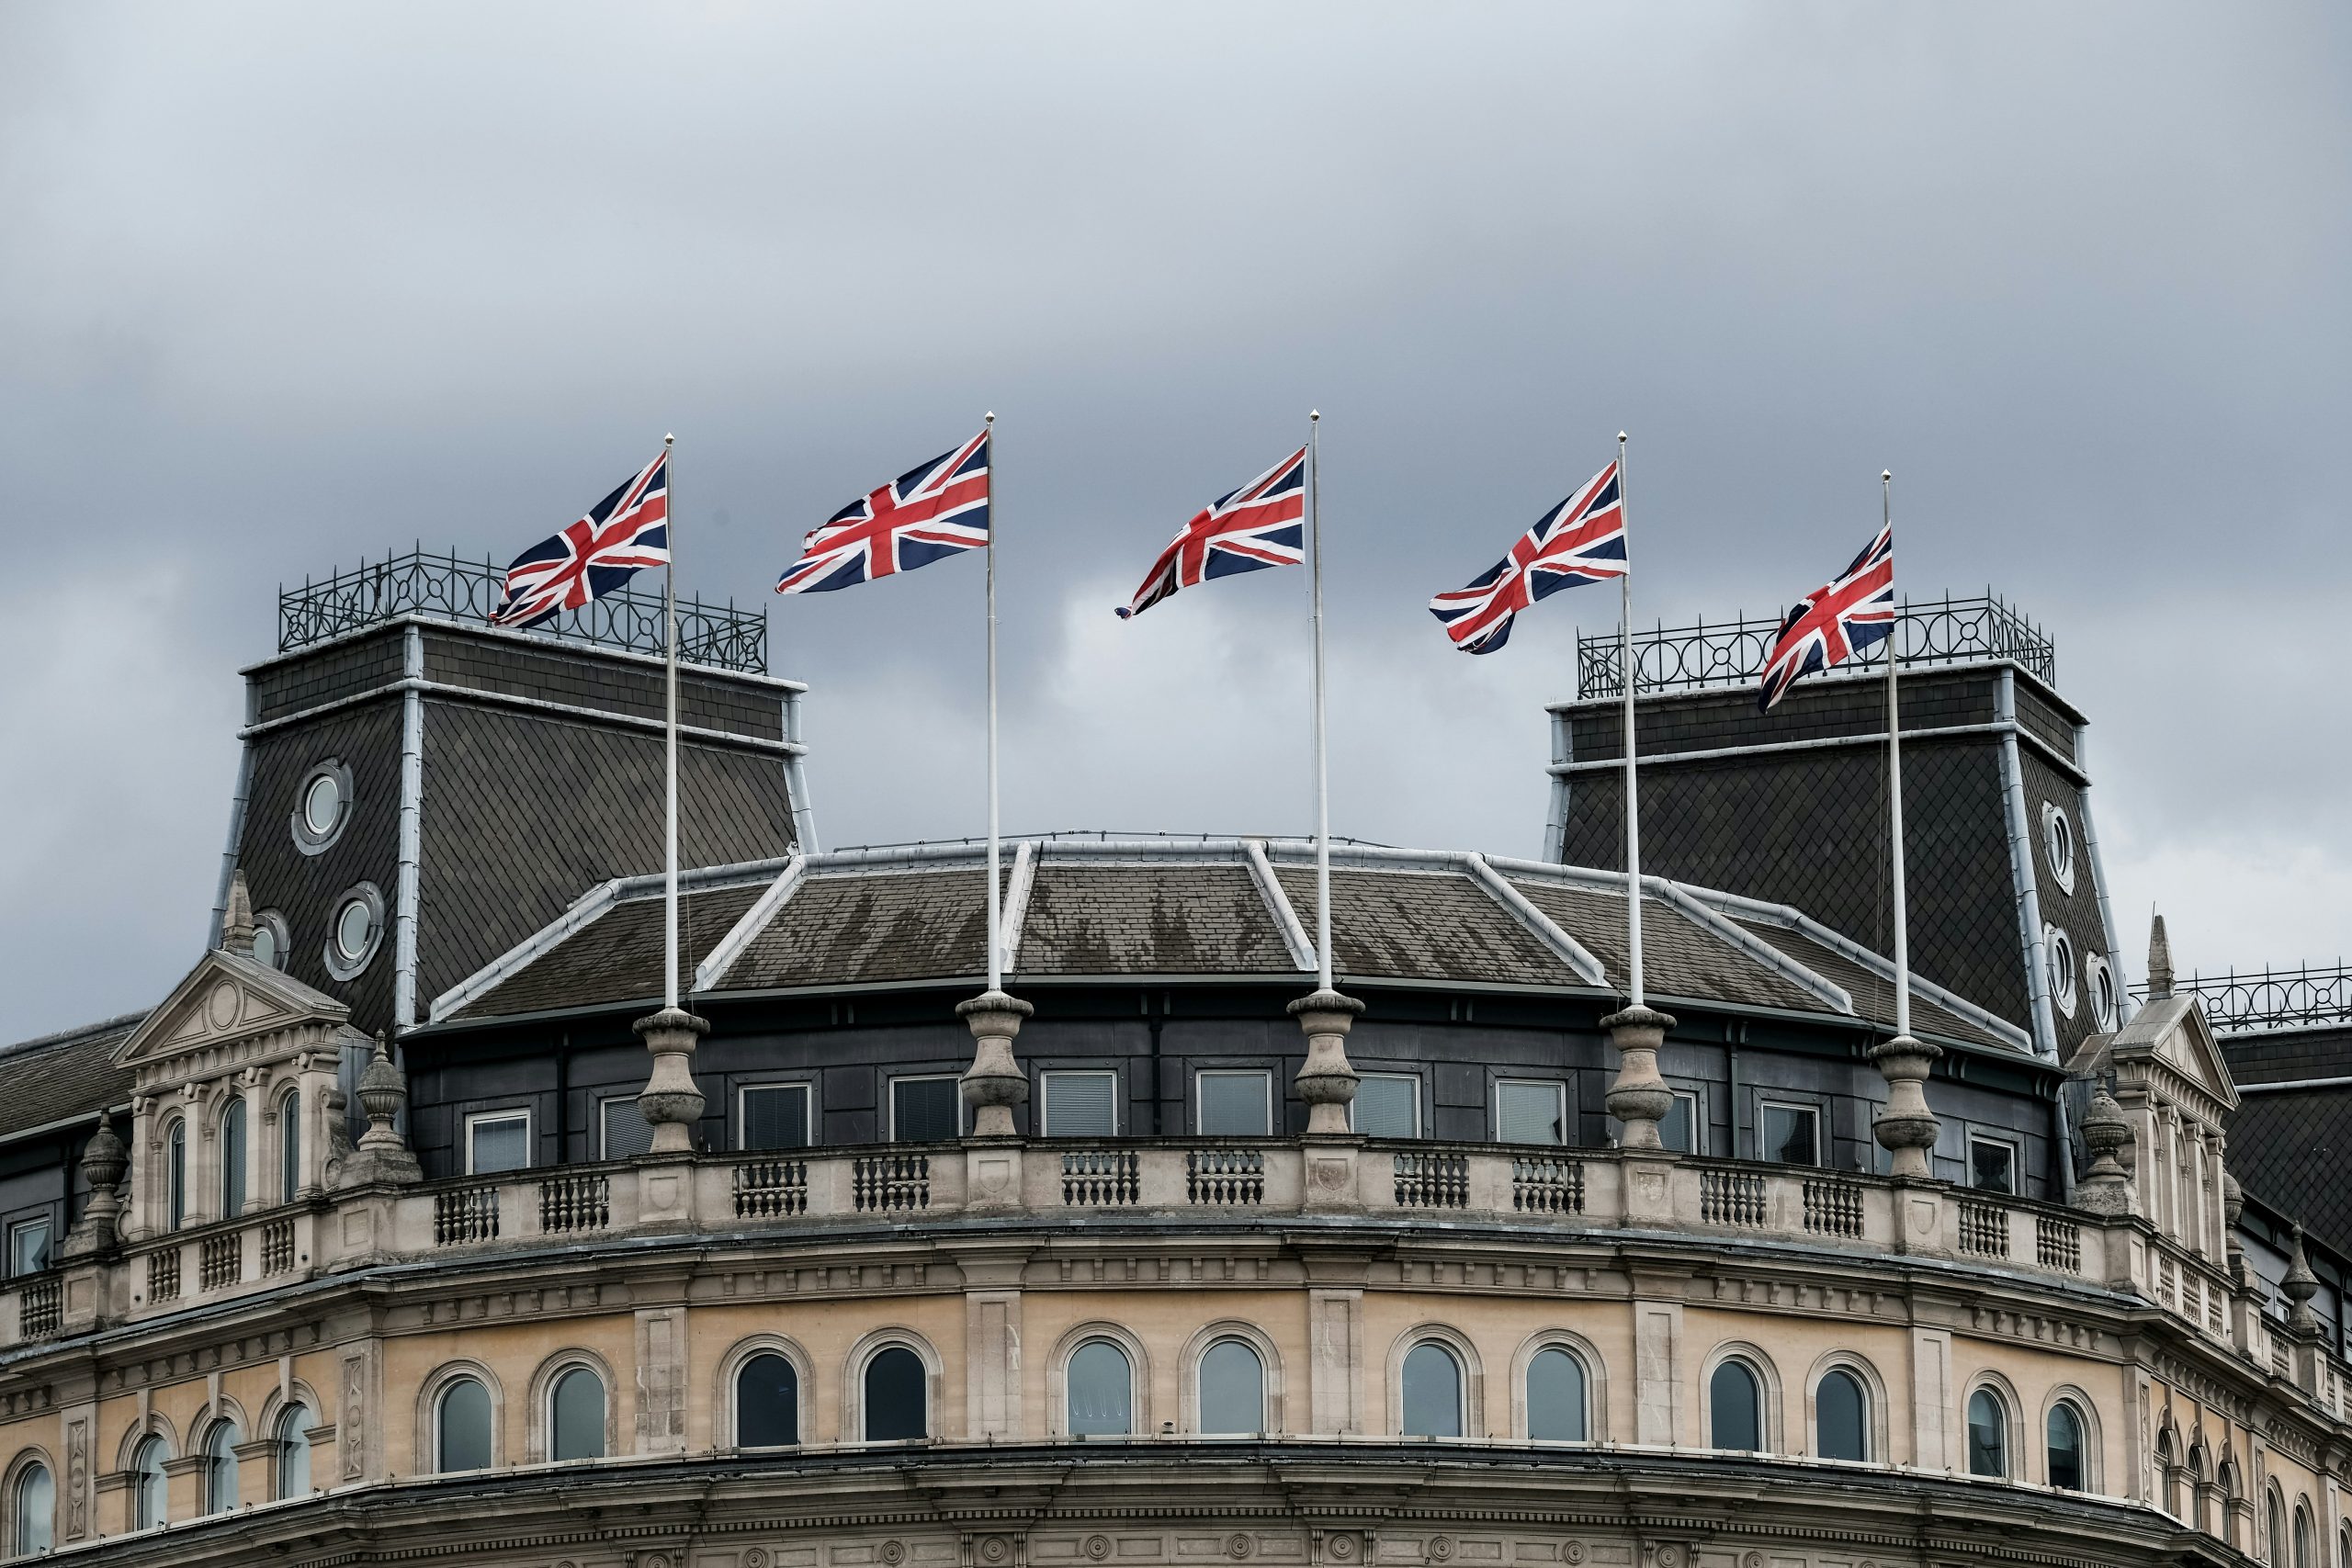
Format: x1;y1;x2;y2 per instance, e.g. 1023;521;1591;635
695;855;807;993
392;626;424;1031
1997;669;2061;1060
998;840;1039;977
1243;840;1317;973
1464;853;1607;985
463;1107;533;1176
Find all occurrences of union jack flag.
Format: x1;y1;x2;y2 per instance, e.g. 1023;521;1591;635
778;430;990;594
1757;525;1895;712
1427;460;1625;655
1115;446;1306;620
492;449;670;630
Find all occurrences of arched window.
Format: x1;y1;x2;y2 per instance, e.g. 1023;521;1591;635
12;1461;52;1556
275;1404;312;1499
2155;1430;2178;1517
2218;1461;2242;1549
863;1347;927;1442
2294;1503;2312;1568
1815;1369;1868;1461
1066;1340;1133;1437
1525;1347;1588;1442
2268;1490;2287;1566
1966;1388;2007;1477
278;1089;302;1203
1709;1359;1762;1453
202;1420;240;1515
1400;1343;1463;1438
549;1367;605;1461
2188;1443;2211;1533
2335;1520;2347;1568
165;1123;187;1232
2045;1401;2086;1491
1197;1339;1265;1436
131;1437;167;1529
735;1352;799;1448
436;1377;492;1472
219;1099;247;1218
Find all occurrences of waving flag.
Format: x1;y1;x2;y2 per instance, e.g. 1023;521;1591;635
1427;460;1626;655
1757;525;1894;711
778;430;990;594
1115;446;1306;620
492;450;671;629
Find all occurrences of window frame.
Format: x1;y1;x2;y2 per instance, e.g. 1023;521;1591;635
200;1417;241;1516
1062;1336;1138;1438
433;1373;496;1474
1039;1069;1120;1138
322;881;387;981
597;1094;656;1161
1966;1382;2013;1478
8;1455;53;1558
1194;1069;1275;1137
277;1087;302;1203
1967;1134;2020;1195
1758;1100;1823;1168
164;1121;187;1232
130;1435;168;1530
887;1075;965;1142
219;1096;248;1218
736;1081;814;1152
1661;1088;1703;1155
6;1217;51;1280
1494;1077;1568;1147
1397;1338;1468;1439
464;1109;534;1177
546;1362;609;1463
1350;1072;1422;1139
857;1340;933;1444
274;1403;314;1501
1194;1337;1270;1436
1812;1365;1871;1462
2044;924;2079;1018
1705;1356;1768;1454
1518;1337;1597;1444
2041;800;2077;893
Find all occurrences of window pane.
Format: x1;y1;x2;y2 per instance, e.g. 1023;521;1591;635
1526;1348;1588;1441
277;1406;313;1499
1400;1344;1463;1438
10;1220;51;1277
1763;1104;1819;1167
15;1463;51;1555
1044;1072;1117;1138
1198;1073;1271;1136
1067;1340;1134;1437
1198;1340;1264;1434
1709;1361;1760;1452
736;1353;800;1448
167;1125;187;1231
1659;1093;1697;1155
864;1347;928;1440
134;1439;166;1529
601;1098;656;1160
550;1368;605;1461
742;1086;810;1151
1816;1370;1867;1461
280;1092;302;1202
438;1378;492;1472
1354;1075;1419;1138
220;1100;247;1215
1971;1141;2017;1194
2046;1404;2083;1490
892;1079;960;1143
1498;1081;1565;1146
470;1115;530;1175
1967;1390;2006;1476
205;1421;240;1514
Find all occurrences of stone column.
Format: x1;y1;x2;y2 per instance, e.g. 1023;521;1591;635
1869;1034;1943;1179
956;991;1033;1137
1291;989;1365;1212
633;1008;710;1155
1602;1005;1676;1149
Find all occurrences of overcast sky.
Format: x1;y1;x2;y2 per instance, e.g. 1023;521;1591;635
2;2;2346;1043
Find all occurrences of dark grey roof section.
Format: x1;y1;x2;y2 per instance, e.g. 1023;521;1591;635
2221;1026;2352;1260
1016;861;1297;976
726;864;997;990
0;1011;143;1141
1272;865;1572;987
455;881;767;1021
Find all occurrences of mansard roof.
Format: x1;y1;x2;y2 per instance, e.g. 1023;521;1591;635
0;1010;142;1142
428;835;2030;1054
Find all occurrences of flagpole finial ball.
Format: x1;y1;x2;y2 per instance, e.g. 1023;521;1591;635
1883;468;1893;481
664;433;674;446
985;411;995;424
1618;431;1628;442
1310;409;1319;422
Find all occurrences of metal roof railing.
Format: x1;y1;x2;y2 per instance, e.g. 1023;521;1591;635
1577;591;2054;698
278;547;767;673
2136;964;2352;1034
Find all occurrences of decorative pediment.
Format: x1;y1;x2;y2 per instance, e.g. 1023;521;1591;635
112;947;350;1075
2103;994;2240;1116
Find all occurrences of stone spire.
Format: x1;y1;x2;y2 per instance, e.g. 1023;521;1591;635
2147;913;2174;1000
220;870;255;957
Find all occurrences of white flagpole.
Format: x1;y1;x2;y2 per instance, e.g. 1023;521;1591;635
1618;431;1643;1010
1309;411;1332;993
985;412;1002;994
1884;468;1908;1037
662;433;680;1011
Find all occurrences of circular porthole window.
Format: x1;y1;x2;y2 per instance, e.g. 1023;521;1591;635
323;883;385;980
291;761;354;856
2086;951;2119;1032
251;909;291;972
2041;802;2077;895
2044;924;2078;1018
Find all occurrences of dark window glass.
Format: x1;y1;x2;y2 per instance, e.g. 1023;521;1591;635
1066;1340;1133;1436
1198;1072;1272;1136
1526;1347;1588;1442
279;1090;302;1202
203;1420;240;1515
1709;1360;1761;1452
13;1461;52;1555
2046;1402;2084;1490
1353;1075;1418;1138
2268;1495;2286;1564
1967;1389;2007;1477
1815;1369;1867;1461
167;1123;187;1231
741;1086;811;1151
1762;1104;1819;1167
277;1405;313;1499
220;1098;247;1216
1659;1093;1697;1154
1198;1340;1264;1434
892;1079;960;1143
1400;1343;1463;1438
550;1367;605;1461
470;1114;530;1175
1044;1072;1117;1137
601;1098;656;1160
132;1438;167;1529
437;1378;492;1472
864;1347;927;1440
1971;1140;2017;1194
735;1352;799;1448
1498;1080;1565;1145
9;1219;51;1278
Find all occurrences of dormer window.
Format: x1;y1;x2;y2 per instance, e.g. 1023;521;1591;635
2044;926;2078;1018
2041;802;2077;894
323;883;385;980
250;910;291;972
290;761;353;855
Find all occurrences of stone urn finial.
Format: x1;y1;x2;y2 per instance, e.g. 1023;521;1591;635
1289;989;1365;1136
1869;1034;1944;1179
2072;1084;2136;1215
2282;1224;2320;1334
1602;1004;1678;1149
61;1111;130;1258
340;1032;422;1187
633;1008;710;1155
956;990;1034;1137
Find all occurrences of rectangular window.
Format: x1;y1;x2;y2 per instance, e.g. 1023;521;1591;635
1352;1073;1420;1138
1497;1079;1567;1146
467;1110;532;1175
1659;1090;1701;1155
1196;1070;1272;1136
1761;1102;1821;1167
7;1218;51;1278
1969;1136;2018;1194
1041;1071;1118;1137
740;1084;812;1151
600;1096;657;1160
889;1076;962;1142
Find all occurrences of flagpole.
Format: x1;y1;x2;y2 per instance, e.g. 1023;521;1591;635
662;434;679;1011
1309;410;1331;993
985;412;1001;994
1884;468;1908;1038
1618;431;1643;1010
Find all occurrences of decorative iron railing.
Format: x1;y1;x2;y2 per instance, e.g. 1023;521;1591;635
277;547;767;673
1576;592;2054;698
2135;964;2352;1034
